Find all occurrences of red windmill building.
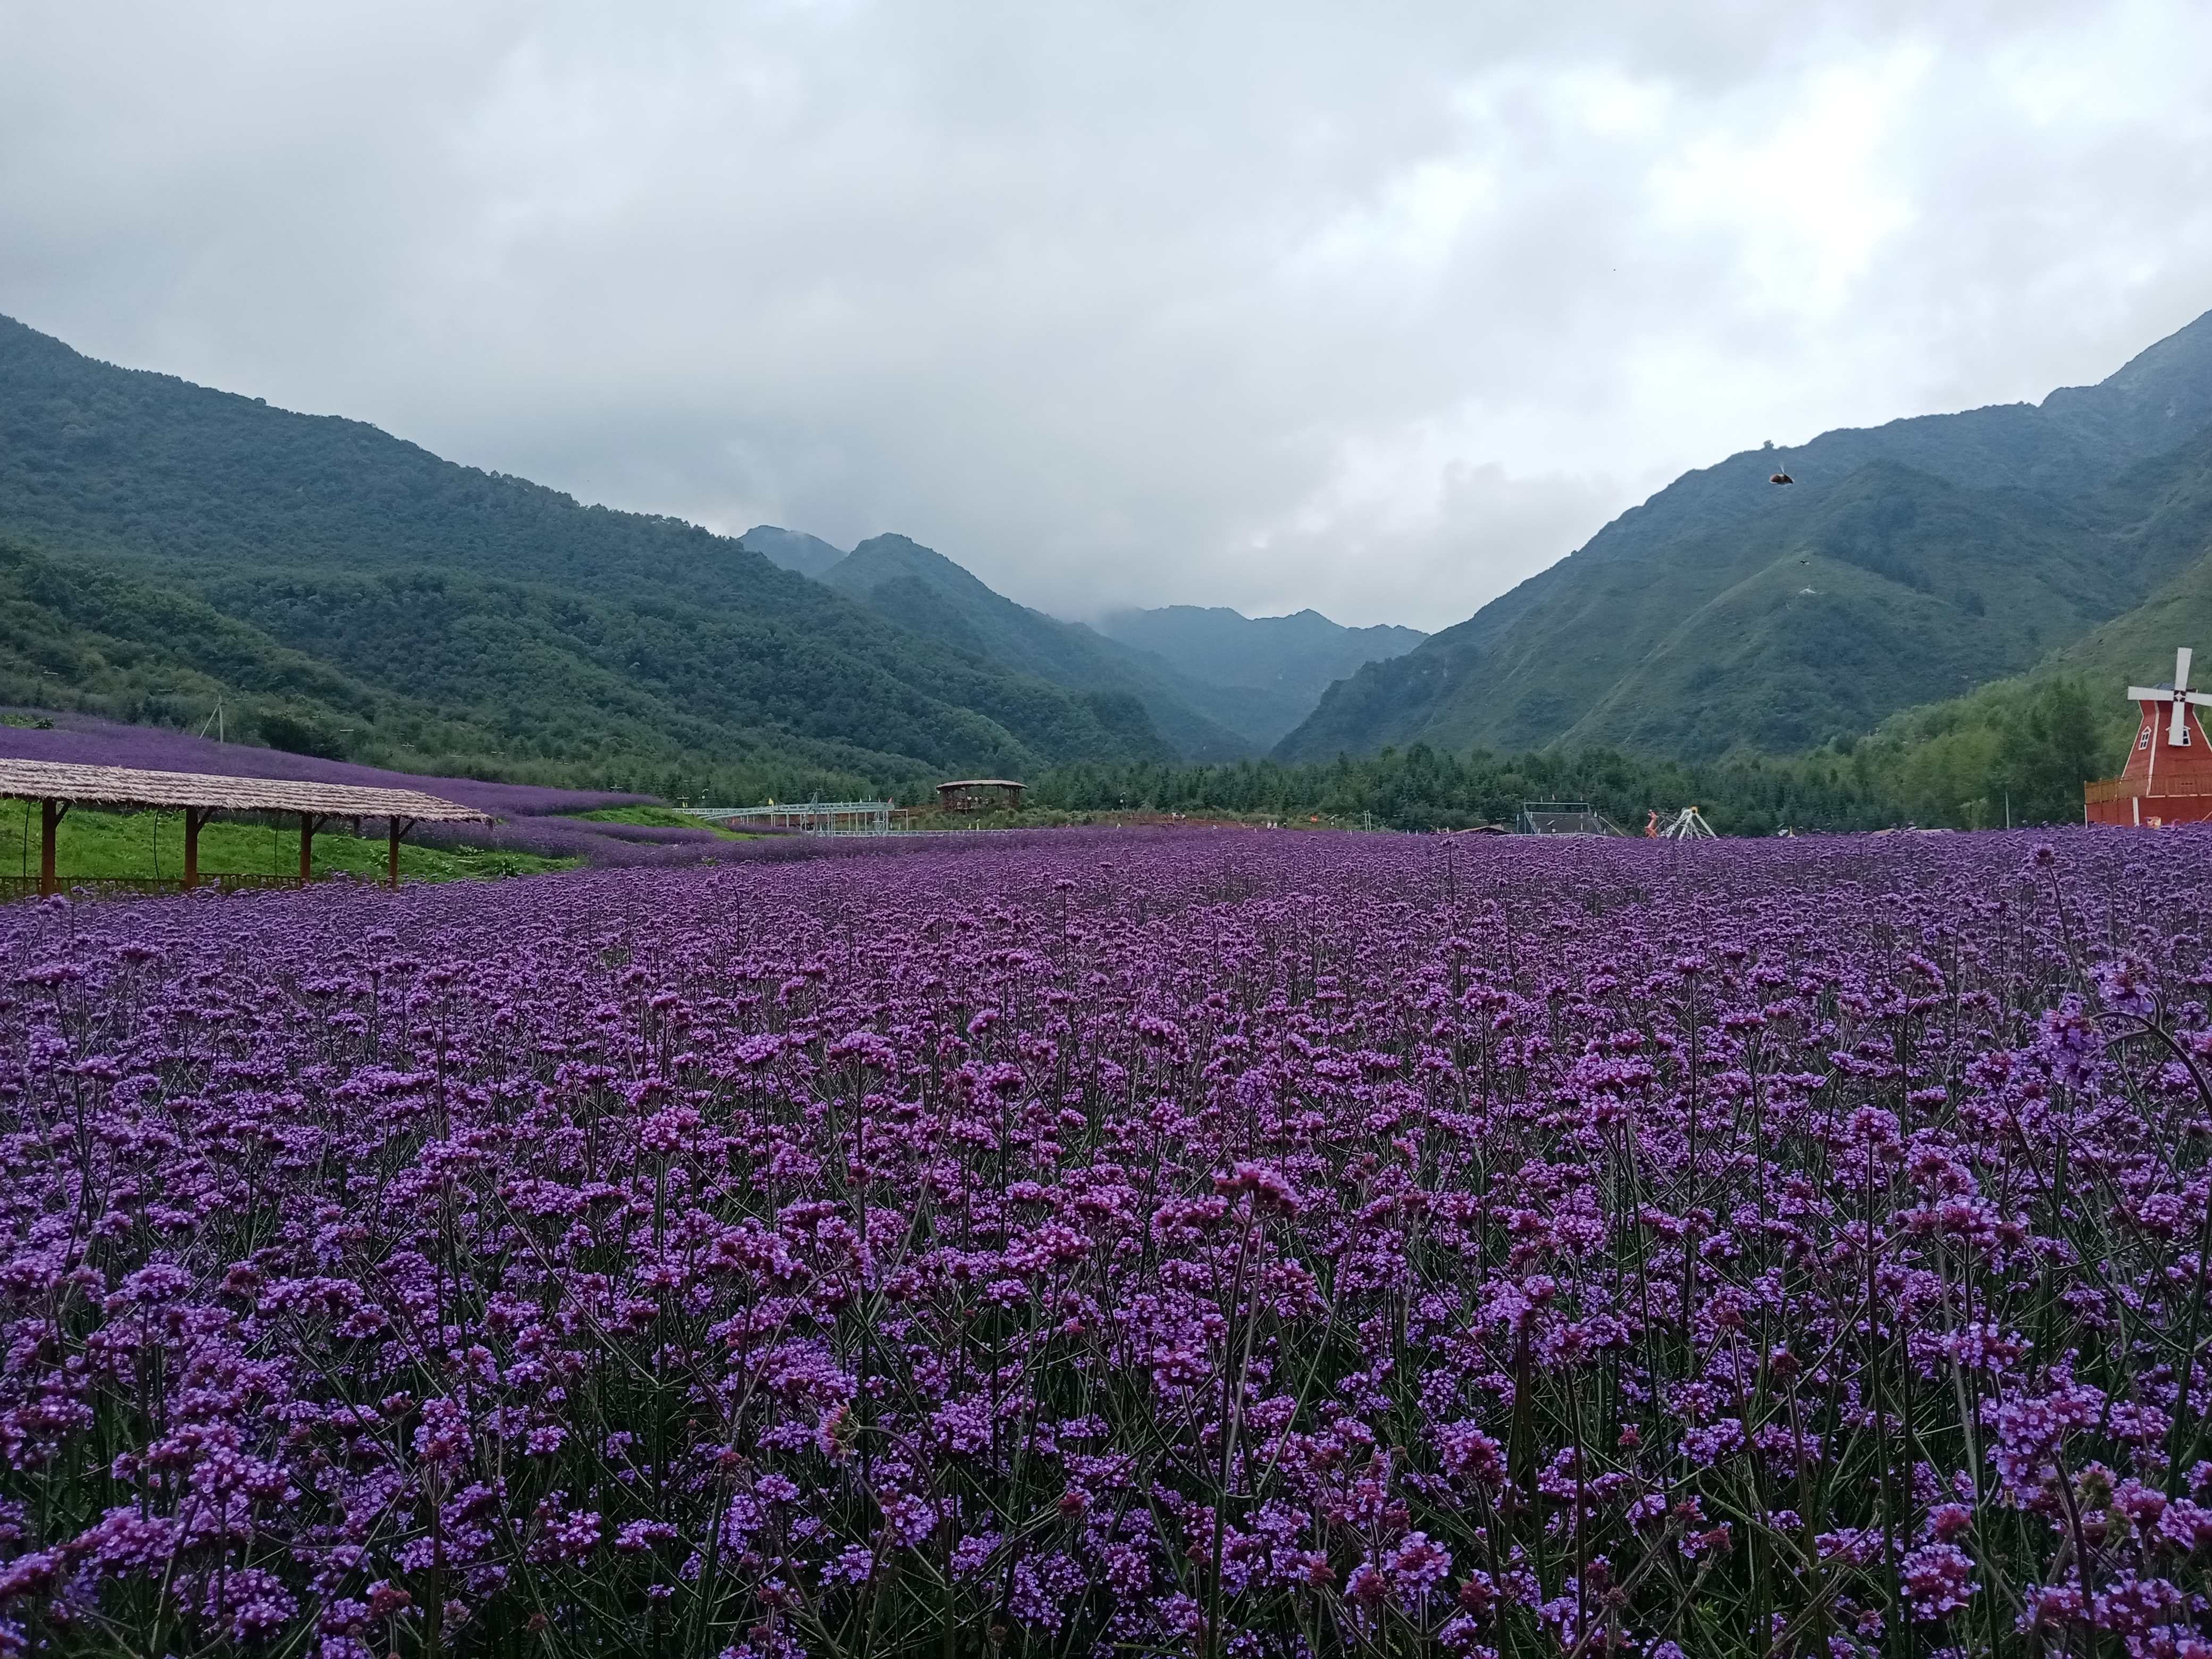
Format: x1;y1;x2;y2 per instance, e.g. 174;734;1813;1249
2084;647;2212;826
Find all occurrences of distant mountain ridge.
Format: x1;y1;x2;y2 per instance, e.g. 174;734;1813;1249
1278;307;2212;763
739;525;846;579
738;526;1430;752
1097;606;1425;747
812;533;1253;760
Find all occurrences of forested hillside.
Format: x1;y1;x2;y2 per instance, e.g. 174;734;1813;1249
2045;427;2212;678
0;534;479;753
1031;669;2116;834
1032;745;1892;835
0;314;1179;781
1280;307;2212;761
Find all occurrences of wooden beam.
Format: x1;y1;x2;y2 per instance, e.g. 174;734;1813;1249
297;812;324;883
182;807;205;891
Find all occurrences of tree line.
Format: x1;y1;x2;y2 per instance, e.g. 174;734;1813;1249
1024;677;2118;834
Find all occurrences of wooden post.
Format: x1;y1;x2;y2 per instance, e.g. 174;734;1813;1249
38;800;64;898
298;813;319;883
182;807;204;891
387;817;412;891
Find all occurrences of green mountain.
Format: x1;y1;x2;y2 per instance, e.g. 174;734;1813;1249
1279;307;2212;763
1095;605;1426;747
815;533;1254;760
0;313;1180;783
1707;425;2212;830
739;524;847;579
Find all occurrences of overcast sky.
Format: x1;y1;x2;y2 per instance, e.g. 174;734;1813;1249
4;2;2211;629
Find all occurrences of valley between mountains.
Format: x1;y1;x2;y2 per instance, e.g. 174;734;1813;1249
5;305;2212;823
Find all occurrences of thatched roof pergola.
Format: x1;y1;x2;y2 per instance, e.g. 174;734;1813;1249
0;758;492;895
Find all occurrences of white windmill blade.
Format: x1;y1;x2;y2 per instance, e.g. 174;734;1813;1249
2127;685;2166;701
2188;691;2212;708
2175;699;2192;744
2180;647;2196;693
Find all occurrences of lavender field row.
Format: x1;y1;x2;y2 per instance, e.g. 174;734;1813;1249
1;830;2208;1656
0;711;646;820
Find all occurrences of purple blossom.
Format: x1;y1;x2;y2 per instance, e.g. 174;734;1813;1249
1384;1531;1452;1600
2093;954;2159;1018
1900;1543;1978;1621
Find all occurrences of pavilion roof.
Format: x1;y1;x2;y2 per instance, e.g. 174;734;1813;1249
0;759;493;823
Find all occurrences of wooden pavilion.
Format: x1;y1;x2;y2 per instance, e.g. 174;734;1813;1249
935;779;1026;814
0;759;493;898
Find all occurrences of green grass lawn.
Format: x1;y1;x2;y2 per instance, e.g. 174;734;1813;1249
0;803;578;884
572;806;758;838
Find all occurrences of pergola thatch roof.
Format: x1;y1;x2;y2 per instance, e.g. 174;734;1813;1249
0;759;492;823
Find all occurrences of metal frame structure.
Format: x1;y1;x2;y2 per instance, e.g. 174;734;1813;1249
681;800;895;837
1514;800;1625;836
1656;806;1717;840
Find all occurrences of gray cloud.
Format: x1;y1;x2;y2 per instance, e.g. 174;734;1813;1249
3;0;2209;628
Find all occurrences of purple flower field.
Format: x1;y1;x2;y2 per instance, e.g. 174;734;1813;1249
407;815;727;871
3;828;2211;1655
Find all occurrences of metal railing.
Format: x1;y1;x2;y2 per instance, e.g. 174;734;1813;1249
680;801;896;836
1514;801;1626;837
2083;777;2149;805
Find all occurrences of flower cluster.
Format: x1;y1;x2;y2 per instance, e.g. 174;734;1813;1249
1;827;2209;1655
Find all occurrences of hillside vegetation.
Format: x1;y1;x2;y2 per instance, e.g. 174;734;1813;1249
0;315;1184;782
1033;745;1887;834
1033;669;2117;833
1280;308;2212;761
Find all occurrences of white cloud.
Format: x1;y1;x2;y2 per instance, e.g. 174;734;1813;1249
2;0;2209;629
